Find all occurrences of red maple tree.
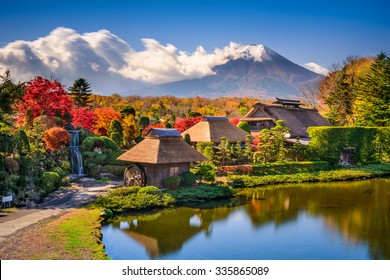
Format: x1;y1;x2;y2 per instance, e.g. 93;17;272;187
174;116;202;133
142;122;165;136
229;118;240;125
16;76;73;125
71;107;95;130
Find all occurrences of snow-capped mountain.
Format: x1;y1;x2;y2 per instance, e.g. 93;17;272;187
149;44;323;98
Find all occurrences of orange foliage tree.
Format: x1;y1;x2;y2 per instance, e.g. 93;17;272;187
42;127;71;151
92;107;121;136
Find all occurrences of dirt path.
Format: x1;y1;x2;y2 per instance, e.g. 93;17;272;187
0;177;121;244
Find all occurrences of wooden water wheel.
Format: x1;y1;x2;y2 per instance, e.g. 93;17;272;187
124;164;146;186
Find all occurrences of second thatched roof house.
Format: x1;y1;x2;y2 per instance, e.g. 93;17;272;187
117;128;206;188
181;116;250;144
241;98;331;139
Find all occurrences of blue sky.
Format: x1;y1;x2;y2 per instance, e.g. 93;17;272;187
1;0;389;67
0;0;389;94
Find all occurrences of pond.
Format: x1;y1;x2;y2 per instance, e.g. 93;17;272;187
102;178;390;260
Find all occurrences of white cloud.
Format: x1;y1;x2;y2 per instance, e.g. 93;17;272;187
303;62;329;76
0;27;284;94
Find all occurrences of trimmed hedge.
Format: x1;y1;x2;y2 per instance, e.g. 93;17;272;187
308;126;390;164
167;185;235;205
229;164;390;188
253;161;330;175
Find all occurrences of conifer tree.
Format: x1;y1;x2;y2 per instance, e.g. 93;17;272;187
355;52;390;127
68;78;92;107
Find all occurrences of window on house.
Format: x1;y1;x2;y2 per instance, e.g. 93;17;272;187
169;165;179;176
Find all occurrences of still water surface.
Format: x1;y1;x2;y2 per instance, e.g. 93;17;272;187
102;178;390;260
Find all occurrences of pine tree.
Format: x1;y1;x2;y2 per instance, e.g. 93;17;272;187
243;135;253;163
109;119;123;147
68;78;92;107
355;52;390;127
271;120;289;162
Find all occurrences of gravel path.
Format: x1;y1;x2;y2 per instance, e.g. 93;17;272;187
0;177;121;244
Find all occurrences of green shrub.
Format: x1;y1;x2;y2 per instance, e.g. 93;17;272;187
195;164;216;183
89;154;107;165
162;176;182;189
0;170;8;180
237;121;251;133
51;166;66;177
40;172;61;194
105;151;126;165
167;185;234;205
81;137;101;151
100;136;119;150
196;142;214;154
95;186;174;213
181;171;197;186
60;160;71;171
101;165;126;177
138;186;162;195
109;186;142;196
82;151;99;160
110;132;122;147
90;154;107;165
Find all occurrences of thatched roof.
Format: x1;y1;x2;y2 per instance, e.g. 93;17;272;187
181;116;249;143
117;128;207;164
242;100;331;138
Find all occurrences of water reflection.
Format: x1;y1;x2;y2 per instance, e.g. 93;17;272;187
102;178;390;260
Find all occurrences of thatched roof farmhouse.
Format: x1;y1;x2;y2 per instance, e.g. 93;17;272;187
241;98;331;138
117;128;206;188
181;116;250;144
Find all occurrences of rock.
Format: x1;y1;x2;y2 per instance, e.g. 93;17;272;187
26;200;37;208
98;173;117;180
30;194;41;203
79;177;96;183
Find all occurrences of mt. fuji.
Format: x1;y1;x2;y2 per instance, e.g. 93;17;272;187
148;44;323;98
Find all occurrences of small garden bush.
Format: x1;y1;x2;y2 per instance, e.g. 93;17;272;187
40;171;61;194
162;176;182;189
218;165;254;176
181;171;197;186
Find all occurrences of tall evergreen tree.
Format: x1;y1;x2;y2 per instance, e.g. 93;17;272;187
355;52;390;127
68;78;92;107
0;70;25;118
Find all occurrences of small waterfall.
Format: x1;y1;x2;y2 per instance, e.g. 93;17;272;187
70;130;85;175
